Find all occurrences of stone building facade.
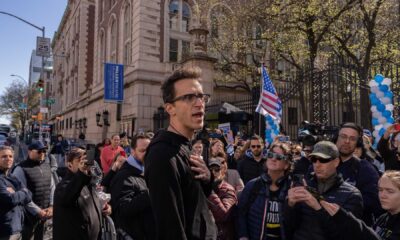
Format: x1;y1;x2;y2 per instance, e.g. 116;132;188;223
49;0;249;143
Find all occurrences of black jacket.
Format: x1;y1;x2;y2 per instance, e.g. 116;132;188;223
373;212;400;240
377;137;400;170
237;155;266;185
144;130;217;240
329;208;380;240
109;161;155;240
283;174;364;240
53;170;102;240
0;172;31;237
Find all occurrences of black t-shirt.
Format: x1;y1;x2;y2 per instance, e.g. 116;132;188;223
265;189;281;240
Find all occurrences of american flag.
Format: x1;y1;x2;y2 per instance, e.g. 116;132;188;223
255;65;282;119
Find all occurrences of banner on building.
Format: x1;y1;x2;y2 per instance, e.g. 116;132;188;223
104;63;124;103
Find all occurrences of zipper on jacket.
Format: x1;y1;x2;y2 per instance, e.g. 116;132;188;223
259;198;269;240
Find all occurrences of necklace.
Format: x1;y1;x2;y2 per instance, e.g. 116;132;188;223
168;124;190;140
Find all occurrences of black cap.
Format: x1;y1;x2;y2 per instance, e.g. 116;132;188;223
28;141;46;151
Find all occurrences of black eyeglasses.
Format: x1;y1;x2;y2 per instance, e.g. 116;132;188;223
310;157;332;164
36;150;46;154
251;145;262;149
168;93;211;104
267;152;287;161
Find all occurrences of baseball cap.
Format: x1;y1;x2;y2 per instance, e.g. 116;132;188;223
208;158;222;168
309;141;339;160
28;141;47;151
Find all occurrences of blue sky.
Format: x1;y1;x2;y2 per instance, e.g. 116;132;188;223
0;0;67;124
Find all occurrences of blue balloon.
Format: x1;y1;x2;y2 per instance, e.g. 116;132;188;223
379;85;389;92
388;117;395;124
372;118;379;126
371;98;379;105
383;110;392;118
266;129;272;135
384;92;394;99
377;103;385;112
375;74;384;83
379;128;385;136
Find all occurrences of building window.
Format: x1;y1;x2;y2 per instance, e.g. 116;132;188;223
169;0;179;30
182;2;191;32
123;5;131;65
288;107;298;125
110;19;117;63
169;39;178;62
182;40;190;59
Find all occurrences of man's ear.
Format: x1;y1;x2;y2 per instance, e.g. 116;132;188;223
164;103;176;116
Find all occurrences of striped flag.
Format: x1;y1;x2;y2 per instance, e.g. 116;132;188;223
255;65;282;119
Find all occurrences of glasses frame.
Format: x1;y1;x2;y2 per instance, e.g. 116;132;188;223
267;151;287;161
168;93;211;104
251;145;262;149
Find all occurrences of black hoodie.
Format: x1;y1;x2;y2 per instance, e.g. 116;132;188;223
144;130;217;240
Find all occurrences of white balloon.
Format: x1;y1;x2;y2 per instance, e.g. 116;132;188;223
382;78;392;86
266;124;272;129
372;111;382;119
373;130;380;138
378;117;387;124
381;97;392;105
386;104;394;111
383;123;392;129
369;80;379;88
374;124;383;131
370;86;379;93
371;106;378;112
376;90;385;98
271;133;277;139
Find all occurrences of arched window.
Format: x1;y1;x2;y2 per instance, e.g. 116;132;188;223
182;2;191;32
99;31;106;83
169;0;179;30
110;19;117;63
123;5;131;65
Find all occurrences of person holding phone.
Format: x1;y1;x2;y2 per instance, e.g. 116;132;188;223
378;123;400;170
284;141;363;240
237;142;293;240
53;148;111;240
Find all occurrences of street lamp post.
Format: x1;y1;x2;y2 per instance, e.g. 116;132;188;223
1;11;46;143
347;84;354;122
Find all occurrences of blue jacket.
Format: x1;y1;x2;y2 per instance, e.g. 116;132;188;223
0;172;32;237
337;156;383;225
237;173;290;240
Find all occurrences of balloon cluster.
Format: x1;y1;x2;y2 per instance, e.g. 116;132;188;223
369;74;394;145
265;115;280;146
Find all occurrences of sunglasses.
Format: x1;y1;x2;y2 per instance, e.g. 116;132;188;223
210;167;221;172
36;149;46;154
310;157;332;164
267;152;287;161
251;145;262;149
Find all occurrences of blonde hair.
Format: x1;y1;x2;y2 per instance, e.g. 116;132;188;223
381;170;400;190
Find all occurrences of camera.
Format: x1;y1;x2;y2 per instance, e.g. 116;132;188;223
298;121;338;146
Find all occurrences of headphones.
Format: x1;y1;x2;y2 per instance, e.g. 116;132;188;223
332;122;363;147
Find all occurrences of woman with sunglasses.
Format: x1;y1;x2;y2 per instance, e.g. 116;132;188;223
237;142;293;240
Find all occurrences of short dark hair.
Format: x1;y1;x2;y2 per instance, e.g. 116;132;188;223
66;147;85;163
340;122;362;137
131;133;151;149
161;67;202;103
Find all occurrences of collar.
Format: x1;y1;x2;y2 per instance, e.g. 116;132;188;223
127;155;144;173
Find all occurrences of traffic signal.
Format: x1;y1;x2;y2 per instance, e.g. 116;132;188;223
37;79;44;92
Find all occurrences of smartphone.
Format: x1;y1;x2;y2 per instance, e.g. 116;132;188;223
306;186;324;201
85;148;96;166
292;174;304;187
395;124;400;131
279;136;290;142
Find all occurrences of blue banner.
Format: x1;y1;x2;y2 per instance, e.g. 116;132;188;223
104;63;124;102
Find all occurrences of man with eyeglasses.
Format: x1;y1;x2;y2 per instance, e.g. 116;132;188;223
145;67;217;240
0;146;32;240
237;135;266;184
335;122;382;226
12;142;55;240
284;141;363;240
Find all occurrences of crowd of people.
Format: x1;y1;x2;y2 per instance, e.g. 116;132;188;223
1;67;400;240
